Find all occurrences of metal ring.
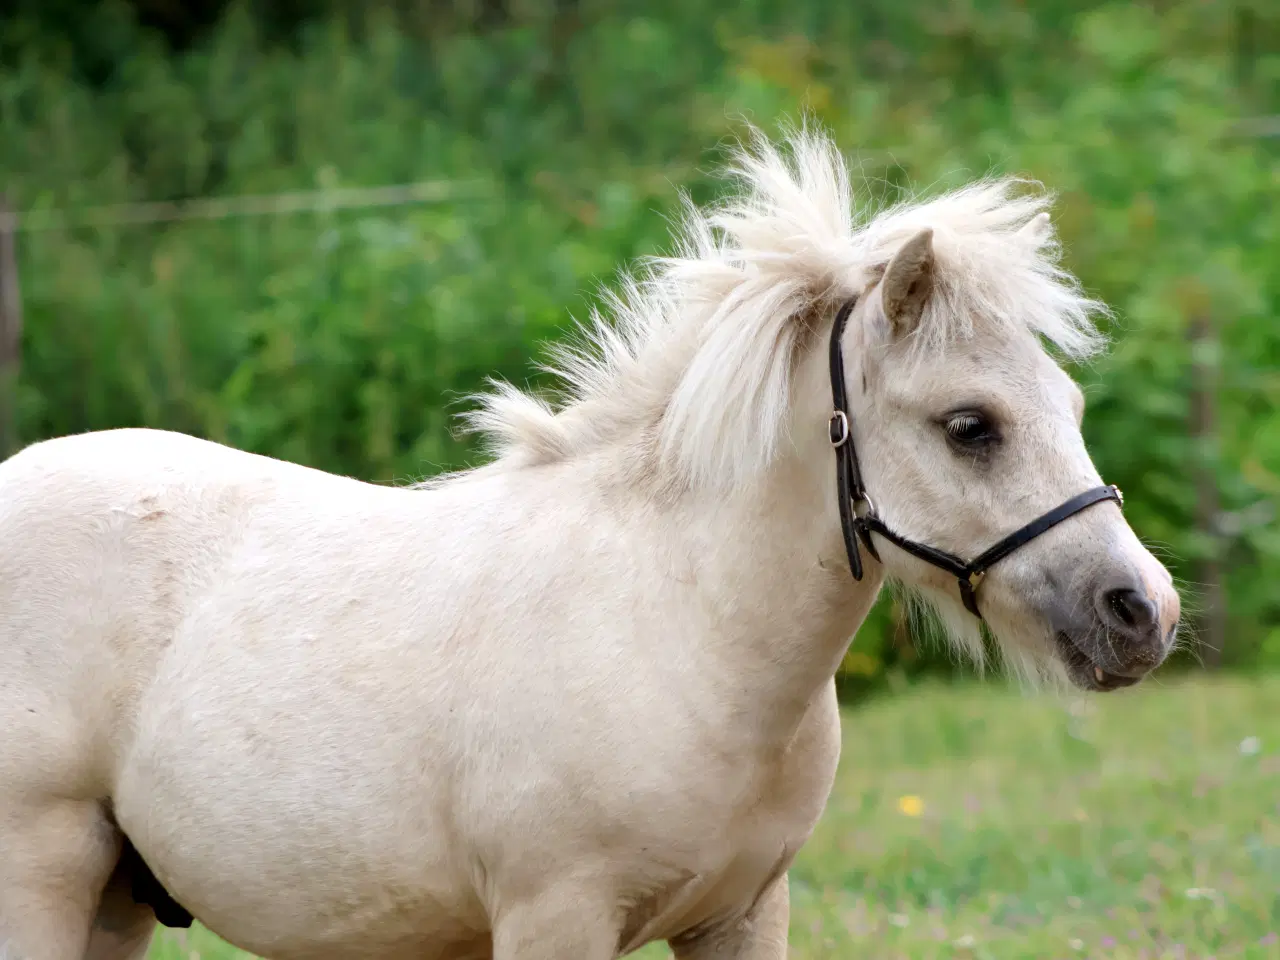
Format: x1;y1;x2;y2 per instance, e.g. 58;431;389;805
853;494;876;520
828;410;850;448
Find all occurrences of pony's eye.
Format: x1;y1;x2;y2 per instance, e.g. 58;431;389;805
944;412;997;446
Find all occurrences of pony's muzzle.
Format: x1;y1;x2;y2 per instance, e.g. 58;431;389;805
1092;576;1177;676
1053;561;1180;689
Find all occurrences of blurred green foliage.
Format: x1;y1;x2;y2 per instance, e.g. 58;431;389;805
0;0;1277;682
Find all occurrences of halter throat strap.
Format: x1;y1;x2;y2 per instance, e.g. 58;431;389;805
826;296;1124;620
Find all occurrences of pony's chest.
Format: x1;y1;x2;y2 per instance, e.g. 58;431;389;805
617;727;841;947
614;805;802;952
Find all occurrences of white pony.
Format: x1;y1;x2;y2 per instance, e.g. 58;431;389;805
0;127;1179;960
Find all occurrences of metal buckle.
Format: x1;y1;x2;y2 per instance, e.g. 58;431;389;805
967;569;986;590
853;494;876;520
828;410;849;448
1112;484;1124;506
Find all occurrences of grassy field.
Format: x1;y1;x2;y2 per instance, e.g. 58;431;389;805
146;673;1279;959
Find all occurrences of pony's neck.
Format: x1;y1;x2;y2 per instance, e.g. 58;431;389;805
666;351;885;746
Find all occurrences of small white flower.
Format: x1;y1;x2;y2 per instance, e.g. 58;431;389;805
888;913;910;928
1069;938;1085;951
1240;736;1262;756
954;934;976;948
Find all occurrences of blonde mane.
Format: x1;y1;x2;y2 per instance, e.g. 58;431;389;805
457;126;1109;489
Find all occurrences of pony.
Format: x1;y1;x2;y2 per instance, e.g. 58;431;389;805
0;125;1179;960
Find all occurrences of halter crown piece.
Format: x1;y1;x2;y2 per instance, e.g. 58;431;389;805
826;297;1124;620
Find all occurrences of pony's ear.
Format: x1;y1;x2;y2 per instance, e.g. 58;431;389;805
880;227;935;337
1017;211;1052;246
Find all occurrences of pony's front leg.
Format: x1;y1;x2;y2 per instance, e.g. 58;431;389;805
490;879;620;960
669;876;789;960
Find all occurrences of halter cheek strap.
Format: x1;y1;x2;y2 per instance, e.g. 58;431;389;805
827;297;1124;620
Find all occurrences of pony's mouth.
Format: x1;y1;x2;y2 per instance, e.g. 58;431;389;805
1054;632;1142;692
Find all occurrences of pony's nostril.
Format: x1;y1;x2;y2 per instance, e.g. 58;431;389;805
1101;587;1157;633
1110;590;1135;627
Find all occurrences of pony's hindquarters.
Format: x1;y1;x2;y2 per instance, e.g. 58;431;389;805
0;428;495;958
0;792;157;960
0;431;238;959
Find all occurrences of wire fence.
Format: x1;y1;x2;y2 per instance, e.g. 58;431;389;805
0;179;475;233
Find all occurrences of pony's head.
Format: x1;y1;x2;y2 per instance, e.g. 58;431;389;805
462;125;1180;692
833;220;1179;691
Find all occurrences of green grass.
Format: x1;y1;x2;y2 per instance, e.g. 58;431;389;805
148;674;1280;959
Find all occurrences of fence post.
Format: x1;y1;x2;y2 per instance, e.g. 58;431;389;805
0;194;21;461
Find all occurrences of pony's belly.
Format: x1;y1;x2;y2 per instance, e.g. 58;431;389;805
115;784;484;957
178;850;487;960
203;920;492;960
114;778;486;959
114;695;485;956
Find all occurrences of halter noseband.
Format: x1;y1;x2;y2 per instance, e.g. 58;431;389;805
827;296;1123;620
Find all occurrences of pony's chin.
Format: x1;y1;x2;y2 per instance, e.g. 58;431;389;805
1054;632;1143;693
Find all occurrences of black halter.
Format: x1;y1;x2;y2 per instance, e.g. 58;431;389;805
827;297;1124;620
